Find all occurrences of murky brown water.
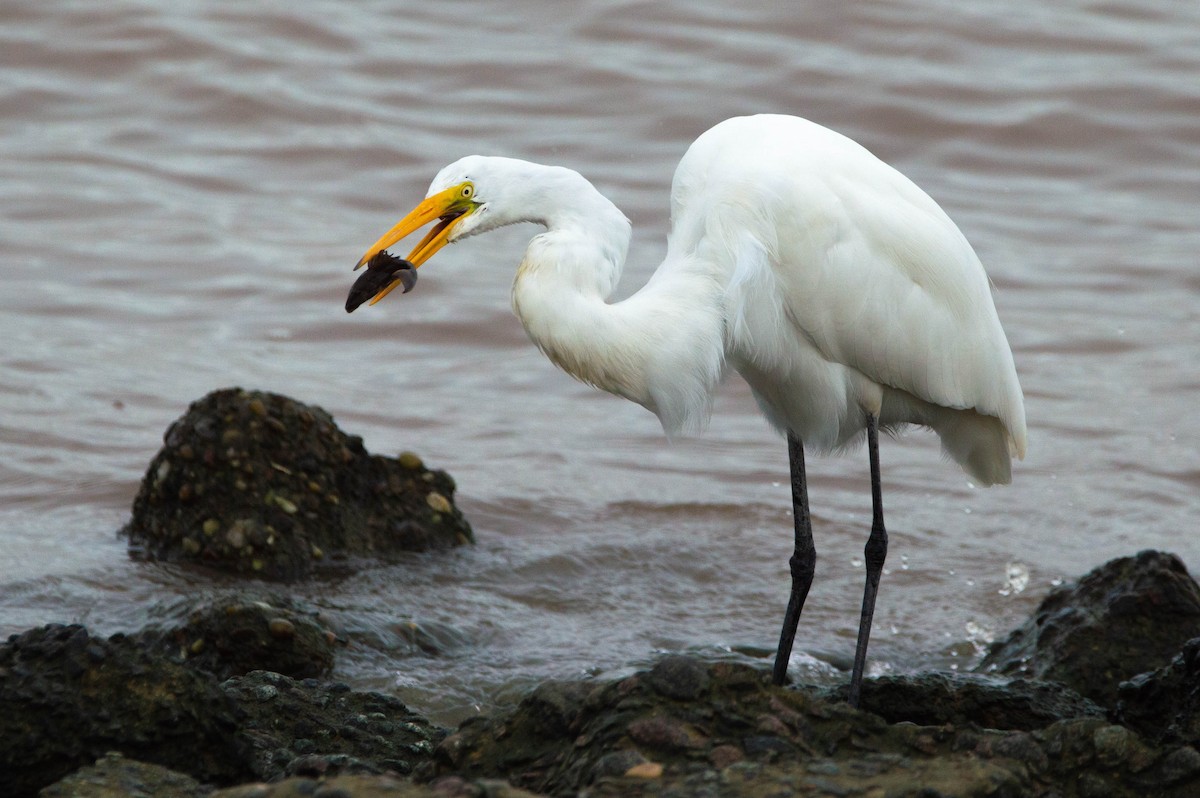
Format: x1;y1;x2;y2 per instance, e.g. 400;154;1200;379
2;1;1198;724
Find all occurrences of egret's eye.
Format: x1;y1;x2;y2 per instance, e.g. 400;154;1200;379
460;183;474;199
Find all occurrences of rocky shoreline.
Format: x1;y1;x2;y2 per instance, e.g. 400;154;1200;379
6;389;1200;797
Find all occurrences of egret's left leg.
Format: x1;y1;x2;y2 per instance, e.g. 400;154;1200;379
848;413;888;708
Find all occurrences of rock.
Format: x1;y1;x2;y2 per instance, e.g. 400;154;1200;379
12;537;1200;798
222;670;444;782
39;752;209;798
978;550;1200;708
834;671;1105;730
0;621;449;796
643;653;711;700
211;774;540;797
425;654;1200;797
0;624;247;797
135;592;338;681
1118;636;1200;747
123;388;473;581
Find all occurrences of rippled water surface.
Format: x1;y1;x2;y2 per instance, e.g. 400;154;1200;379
2;1;1198;723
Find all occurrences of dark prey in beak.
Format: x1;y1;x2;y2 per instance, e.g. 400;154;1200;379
345;251;417;313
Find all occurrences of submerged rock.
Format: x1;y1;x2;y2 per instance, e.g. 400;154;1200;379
978;550;1200;708
123;388;473;580
136;592;338;681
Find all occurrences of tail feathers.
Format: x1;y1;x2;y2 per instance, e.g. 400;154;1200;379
932;409;1015;486
878;387;1018;486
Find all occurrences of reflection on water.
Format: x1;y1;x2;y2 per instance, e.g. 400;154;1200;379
1;0;1198;723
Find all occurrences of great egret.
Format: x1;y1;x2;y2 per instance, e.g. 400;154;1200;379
350;114;1026;707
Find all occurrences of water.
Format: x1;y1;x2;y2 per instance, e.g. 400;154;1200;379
2;0;1198;725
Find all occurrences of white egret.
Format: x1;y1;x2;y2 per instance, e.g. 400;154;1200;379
350;114;1026;707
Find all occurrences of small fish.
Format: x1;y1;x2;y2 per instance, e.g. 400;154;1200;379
345;251;417;313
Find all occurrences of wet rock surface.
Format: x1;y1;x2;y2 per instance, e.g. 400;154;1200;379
1118;636;1200;748
225;670;443;782
0;624;446;798
123;388;473;580
429;655;1200;797
39;752;210;798
211;774;541;798
978;550;1200;708
829;671;1105;730
136;592;339;681
0;624;247;797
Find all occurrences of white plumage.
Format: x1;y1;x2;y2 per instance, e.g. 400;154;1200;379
353;113;1026;703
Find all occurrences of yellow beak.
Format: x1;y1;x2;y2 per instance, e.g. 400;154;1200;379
355;183;473;271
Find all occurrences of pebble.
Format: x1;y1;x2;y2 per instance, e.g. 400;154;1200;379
248;398;267;416
426;492;453;514
625;761;664;779
202;518;220;537
1092;724;1134;766
226;526;246;549
253;684;278;701
181;537;201;555
628;715;705;751
270;494;298;514
756;714;791;737
592;750;647;779
709;744;744;769
1159;746;1200;783
268;619;296;640
398;451;424;470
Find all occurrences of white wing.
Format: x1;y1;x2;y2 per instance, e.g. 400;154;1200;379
671;115;1026;471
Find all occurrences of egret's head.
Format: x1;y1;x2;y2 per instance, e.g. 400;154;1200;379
353;155;598;306
352;156;506;306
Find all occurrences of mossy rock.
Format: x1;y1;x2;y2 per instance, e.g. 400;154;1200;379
123;388;473;581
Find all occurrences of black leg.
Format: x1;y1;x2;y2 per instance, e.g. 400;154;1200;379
848;413;889;708
773;432;817;686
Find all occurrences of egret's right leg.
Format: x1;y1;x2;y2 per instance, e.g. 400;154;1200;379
772;432;816;686
847;413;888;708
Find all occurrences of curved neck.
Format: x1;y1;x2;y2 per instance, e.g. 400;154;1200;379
508;170;725;435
